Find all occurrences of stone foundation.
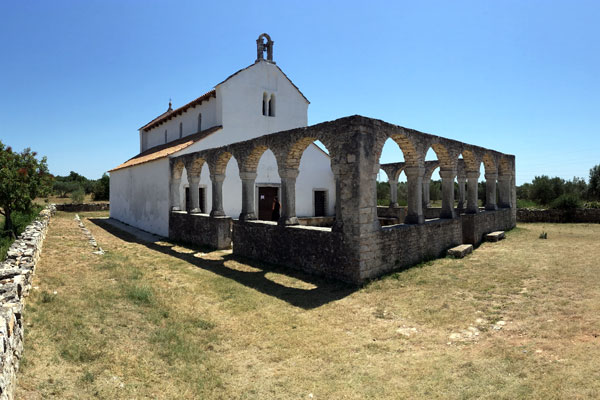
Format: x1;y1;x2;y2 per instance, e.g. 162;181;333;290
169;211;232;249
0;205;55;399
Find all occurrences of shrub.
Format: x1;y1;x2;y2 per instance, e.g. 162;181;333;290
550;193;582;210
583;201;600;209
71;188;85;204
91;173;110;201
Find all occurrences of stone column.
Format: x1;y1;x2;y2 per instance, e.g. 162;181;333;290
466;171;480;214
485;172;498;211
422;178;431;209
439;169;457;219
188;175;201;213
239;171;258;220
389;179;398;207
497;174;511;208
170;177;182;211
209;174;226;217
404;166;425;224
457;176;467;210
279;168;299;226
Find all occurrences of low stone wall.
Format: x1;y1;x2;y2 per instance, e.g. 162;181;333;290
377;206;406;224
0;205;55;398
365;218;463;280
297;216;335;227
517;208;600;223
169;211;232;249
232;221;359;282
461;208;514;246
55;203;109;212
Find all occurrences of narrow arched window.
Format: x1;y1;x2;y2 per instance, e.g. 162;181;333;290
198;113;202;132
268;94;275;117
262;92;268;116
179;122;183;138
164;130;167;143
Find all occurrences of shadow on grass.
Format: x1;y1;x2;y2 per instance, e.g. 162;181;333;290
88;218;356;310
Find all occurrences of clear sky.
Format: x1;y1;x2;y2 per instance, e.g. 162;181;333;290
1;0;598;184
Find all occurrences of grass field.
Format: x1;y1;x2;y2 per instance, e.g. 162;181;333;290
16;212;600;399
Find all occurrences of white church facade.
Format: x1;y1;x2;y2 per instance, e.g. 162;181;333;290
109;34;335;237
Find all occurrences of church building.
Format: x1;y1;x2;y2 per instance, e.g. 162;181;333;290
109;34;335;236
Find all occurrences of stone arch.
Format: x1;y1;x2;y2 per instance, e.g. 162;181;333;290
256;33;274;62
171;160;185;180
208;151;233;176
238;145;270;173
185;157;206;177
282;137;317;171
376;131;423;167
460;148;481;172
427;142;458;171
482;152;498;174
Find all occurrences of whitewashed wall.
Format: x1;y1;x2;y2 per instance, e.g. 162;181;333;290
110;158;170;237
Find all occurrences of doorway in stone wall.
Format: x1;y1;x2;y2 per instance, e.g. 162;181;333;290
258;186;279;221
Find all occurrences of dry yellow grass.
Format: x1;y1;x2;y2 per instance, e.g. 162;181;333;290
16;213;600;399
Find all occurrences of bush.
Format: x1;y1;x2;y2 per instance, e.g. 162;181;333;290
91;173;110;201
71;188;85;204
550;193;582;210
583;201;600;209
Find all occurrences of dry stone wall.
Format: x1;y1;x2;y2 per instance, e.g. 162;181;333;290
517;208;600;223
0;205;55;399
54;203;109;212
169;211;232;249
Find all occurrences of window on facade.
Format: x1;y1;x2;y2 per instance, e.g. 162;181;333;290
164;130;167;143
268;94;276;117
198;113;202;132
179;122;183;138
262;92;268;116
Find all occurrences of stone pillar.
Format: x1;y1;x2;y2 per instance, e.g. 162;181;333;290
188;175;201;213
209;174;225;217
331;166;344;232
404;166;425;224
497;174;511;208
279;168;299;226
466;171;480;214
485;172;498;211
389;179;398;207
239;171;258;220
422;178;431;209
170;177;182;211
457;176;467;210
439;169;457;219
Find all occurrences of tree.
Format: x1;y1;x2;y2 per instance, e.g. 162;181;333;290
92;173;110;201
0;141;52;236
589;165;600;200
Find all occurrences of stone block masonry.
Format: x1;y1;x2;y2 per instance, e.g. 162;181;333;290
168;115;516;284
0;205;55;399
54;203;109;212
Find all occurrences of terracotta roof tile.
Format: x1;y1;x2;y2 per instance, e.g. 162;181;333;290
109;126;222;172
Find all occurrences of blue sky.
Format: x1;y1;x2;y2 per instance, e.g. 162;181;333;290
1;0;598;184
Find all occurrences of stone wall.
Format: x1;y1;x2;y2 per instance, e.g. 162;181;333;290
377;206;406;224
55;203;109;212
297;216;335;227
364;218;463;280
0;205;55;399
461;208;514;246
517;208;600;223
169;211;232;249
232;221;359;282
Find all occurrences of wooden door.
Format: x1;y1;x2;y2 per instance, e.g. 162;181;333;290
258;186;279;221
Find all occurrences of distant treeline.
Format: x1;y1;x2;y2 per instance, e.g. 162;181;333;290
53;171;109;202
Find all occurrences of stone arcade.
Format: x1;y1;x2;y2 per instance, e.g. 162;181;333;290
168;116;516;284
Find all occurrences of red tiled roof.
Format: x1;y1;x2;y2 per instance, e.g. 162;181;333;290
109;126;222;172
140;90;216;132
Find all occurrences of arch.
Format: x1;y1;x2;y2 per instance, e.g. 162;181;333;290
256;33;274;62
197;113;202;132
388;133;422;166
283;137;318;171
209;151;233;176
171;160;185;180
186;157;206;176
240;145;269;173
428;143;458;170
268;94;276;117
460;149;480;172
482;152;498;174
